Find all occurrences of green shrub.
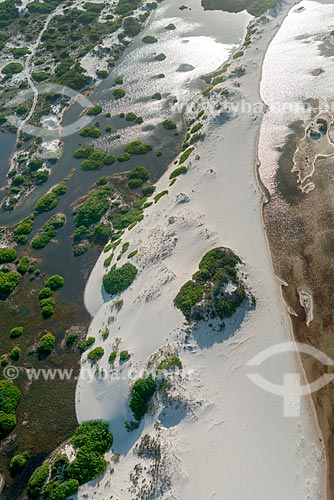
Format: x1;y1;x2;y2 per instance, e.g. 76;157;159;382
0;413;16;439
112;88;126;99
165;23;176;30
103;263;138;295
87;347;104;363
117;153;131;162
157;356;182;370
39;288;53;300
151;92;162;100
27;463;49;498
233;50;244;59
154;53;166;61
9;452;28;473
115;76;123;84
79;126;101;138
0;380;21;439
162;119;176;130
2;62;23;75
124;140;152;155
44;479;79;500
73;146;94;159
128;166;149;181
190;122;203;134
120;350;131;362
108;351;117;364
10;347;21;361
66;447;107;485
32;71;49;82
0;247;17;263
142;35;157;43
169;166;187;179
16;256;29;275
10;326;23;338
66;420;112;484
37;333;55;354
52;182;67;196
179;147;194;164
86;104;102;115
45;275;64;290
35;192;58;214
11;47;29;58
14;218;33;236
73;186;112;227
174;280;204;320
66;332;79;347
154;190;168;203
127;250;138;259
129;375;156;421
78;336;95;352
0;271;20;297
142;185;155;196
40;297;56;319
128;178;143;189
125;112;137;121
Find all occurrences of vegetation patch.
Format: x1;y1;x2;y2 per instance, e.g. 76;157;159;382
154;53;166;61
129;374;156;422
37;333;55;354
124;140;152;155
142;35;157;43
157;356;182;370
179;146;194;164
162;119;176;130
169;166;187;179
86;103;102;116
174;247;246;321
87;347;104;363
79;126;101;138
112;88;126;99
154;190;168;203
0;380;21;440
103;263;138;295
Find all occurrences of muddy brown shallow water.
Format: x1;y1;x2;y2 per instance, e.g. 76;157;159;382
262;119;334;497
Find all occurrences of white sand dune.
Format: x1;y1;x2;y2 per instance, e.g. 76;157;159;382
76;1;325;498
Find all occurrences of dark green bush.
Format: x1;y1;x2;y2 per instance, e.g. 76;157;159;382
162;119;176;130
45;275;64;290
9;326;23;338
78;336;95;352
79;126;101;138
87;347;104;363
9;452;28;473
35;192;58;214
27;463;49;498
37;333;55;354
66;332;79;347
129;375;156;421
142;185;155;196
124;140;152;155
0;248;17;263
157;357;182;370
86;104;102;115
169;166;187;179
120;350;131;362
112;88;126;99
0;271;20;297
40;298;56;319
2;62;23;75
142;35;157;43
103;263;138;295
